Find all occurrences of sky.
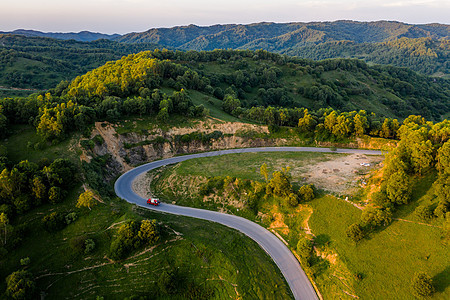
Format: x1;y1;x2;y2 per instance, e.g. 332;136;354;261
1;0;449;34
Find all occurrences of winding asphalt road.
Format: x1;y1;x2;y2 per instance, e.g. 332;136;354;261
114;147;382;300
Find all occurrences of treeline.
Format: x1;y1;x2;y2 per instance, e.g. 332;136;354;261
228;104;400;141
0;34;160;89
0;88;206;141
0;154;78;256
1;49;449;142
285;37;450;76
346;116;450;242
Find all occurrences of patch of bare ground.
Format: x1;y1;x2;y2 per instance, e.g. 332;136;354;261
301;205;315;236
268;211;290;235
132;171;154;199
300;153;384;194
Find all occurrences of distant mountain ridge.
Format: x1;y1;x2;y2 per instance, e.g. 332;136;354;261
0;29;120;42
116;20;450;50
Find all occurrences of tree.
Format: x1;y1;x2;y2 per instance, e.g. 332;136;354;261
222;95;241;114
414;205;434;221
0;212;8;245
76;190;96;210
411;272;435;297
298;109;316;133
6;270;35;300
137;219;159;245
287;193;299;207
385;171;412;205
346;223;365;242
260;163;269;182
48;186;61;204
361;206;392;227
31;177;46;203
437;141;450;175
297;237;313;259
266;168;292;197
353;112;368;137
298;185;315;202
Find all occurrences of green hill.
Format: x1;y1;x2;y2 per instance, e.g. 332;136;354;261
0;35;159;90
284;37;450;76
116;21;450;77
0;29;119;42
117;21;450;49
63;49;450;121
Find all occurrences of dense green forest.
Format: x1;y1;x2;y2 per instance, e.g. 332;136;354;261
1;21;449;93
117;20;449;49
0;35;159;90
0;29;119;42
285;37;450;76
1;49;449;144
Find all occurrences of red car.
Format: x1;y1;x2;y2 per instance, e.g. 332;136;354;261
147;198;160;206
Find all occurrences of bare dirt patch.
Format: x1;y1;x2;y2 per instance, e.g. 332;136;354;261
299;153;384;194
132;172;154;199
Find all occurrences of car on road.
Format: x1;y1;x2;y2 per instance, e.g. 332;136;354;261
147;198;160;206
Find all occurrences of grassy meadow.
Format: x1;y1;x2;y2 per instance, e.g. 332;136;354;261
150;151;449;299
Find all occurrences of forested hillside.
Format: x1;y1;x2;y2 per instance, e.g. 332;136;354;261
117;21;449;77
1;49;449;147
117;21;450;49
0;29;119;42
0;35;159;90
285;37;450;76
1;21;449;93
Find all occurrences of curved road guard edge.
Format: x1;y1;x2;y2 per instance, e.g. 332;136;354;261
114;147;382;300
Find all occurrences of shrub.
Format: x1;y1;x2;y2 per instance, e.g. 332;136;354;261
297;237;313;259
6;270;35;299
346;223;365;242
158;270;177;295
42;212;66;232
287;193;299;207
414;205;434;221
65;212;78;225
411;272;435;297
84;239;95;254
70;236;87;254
20;257;31;266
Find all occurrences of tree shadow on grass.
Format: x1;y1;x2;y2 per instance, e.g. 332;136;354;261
394;172;437;220
433;265;450;293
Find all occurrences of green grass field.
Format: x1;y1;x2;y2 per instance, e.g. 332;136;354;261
0;125;79;163
150;152;449;299
1;192;293;299
0;128;293;299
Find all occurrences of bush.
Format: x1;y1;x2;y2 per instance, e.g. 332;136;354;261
297;237;313;259
6;270;35;299
346;223;365;242
158;270;177;295
84;239;95;254
70;236;87;255
65;212;78;225
20;257;31;266
414;205;434;221
42;212;66;232
411;272;435;297
298;184;315;202
287;193;299;207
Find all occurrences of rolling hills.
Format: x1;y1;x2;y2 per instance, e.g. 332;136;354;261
116;21;450;49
